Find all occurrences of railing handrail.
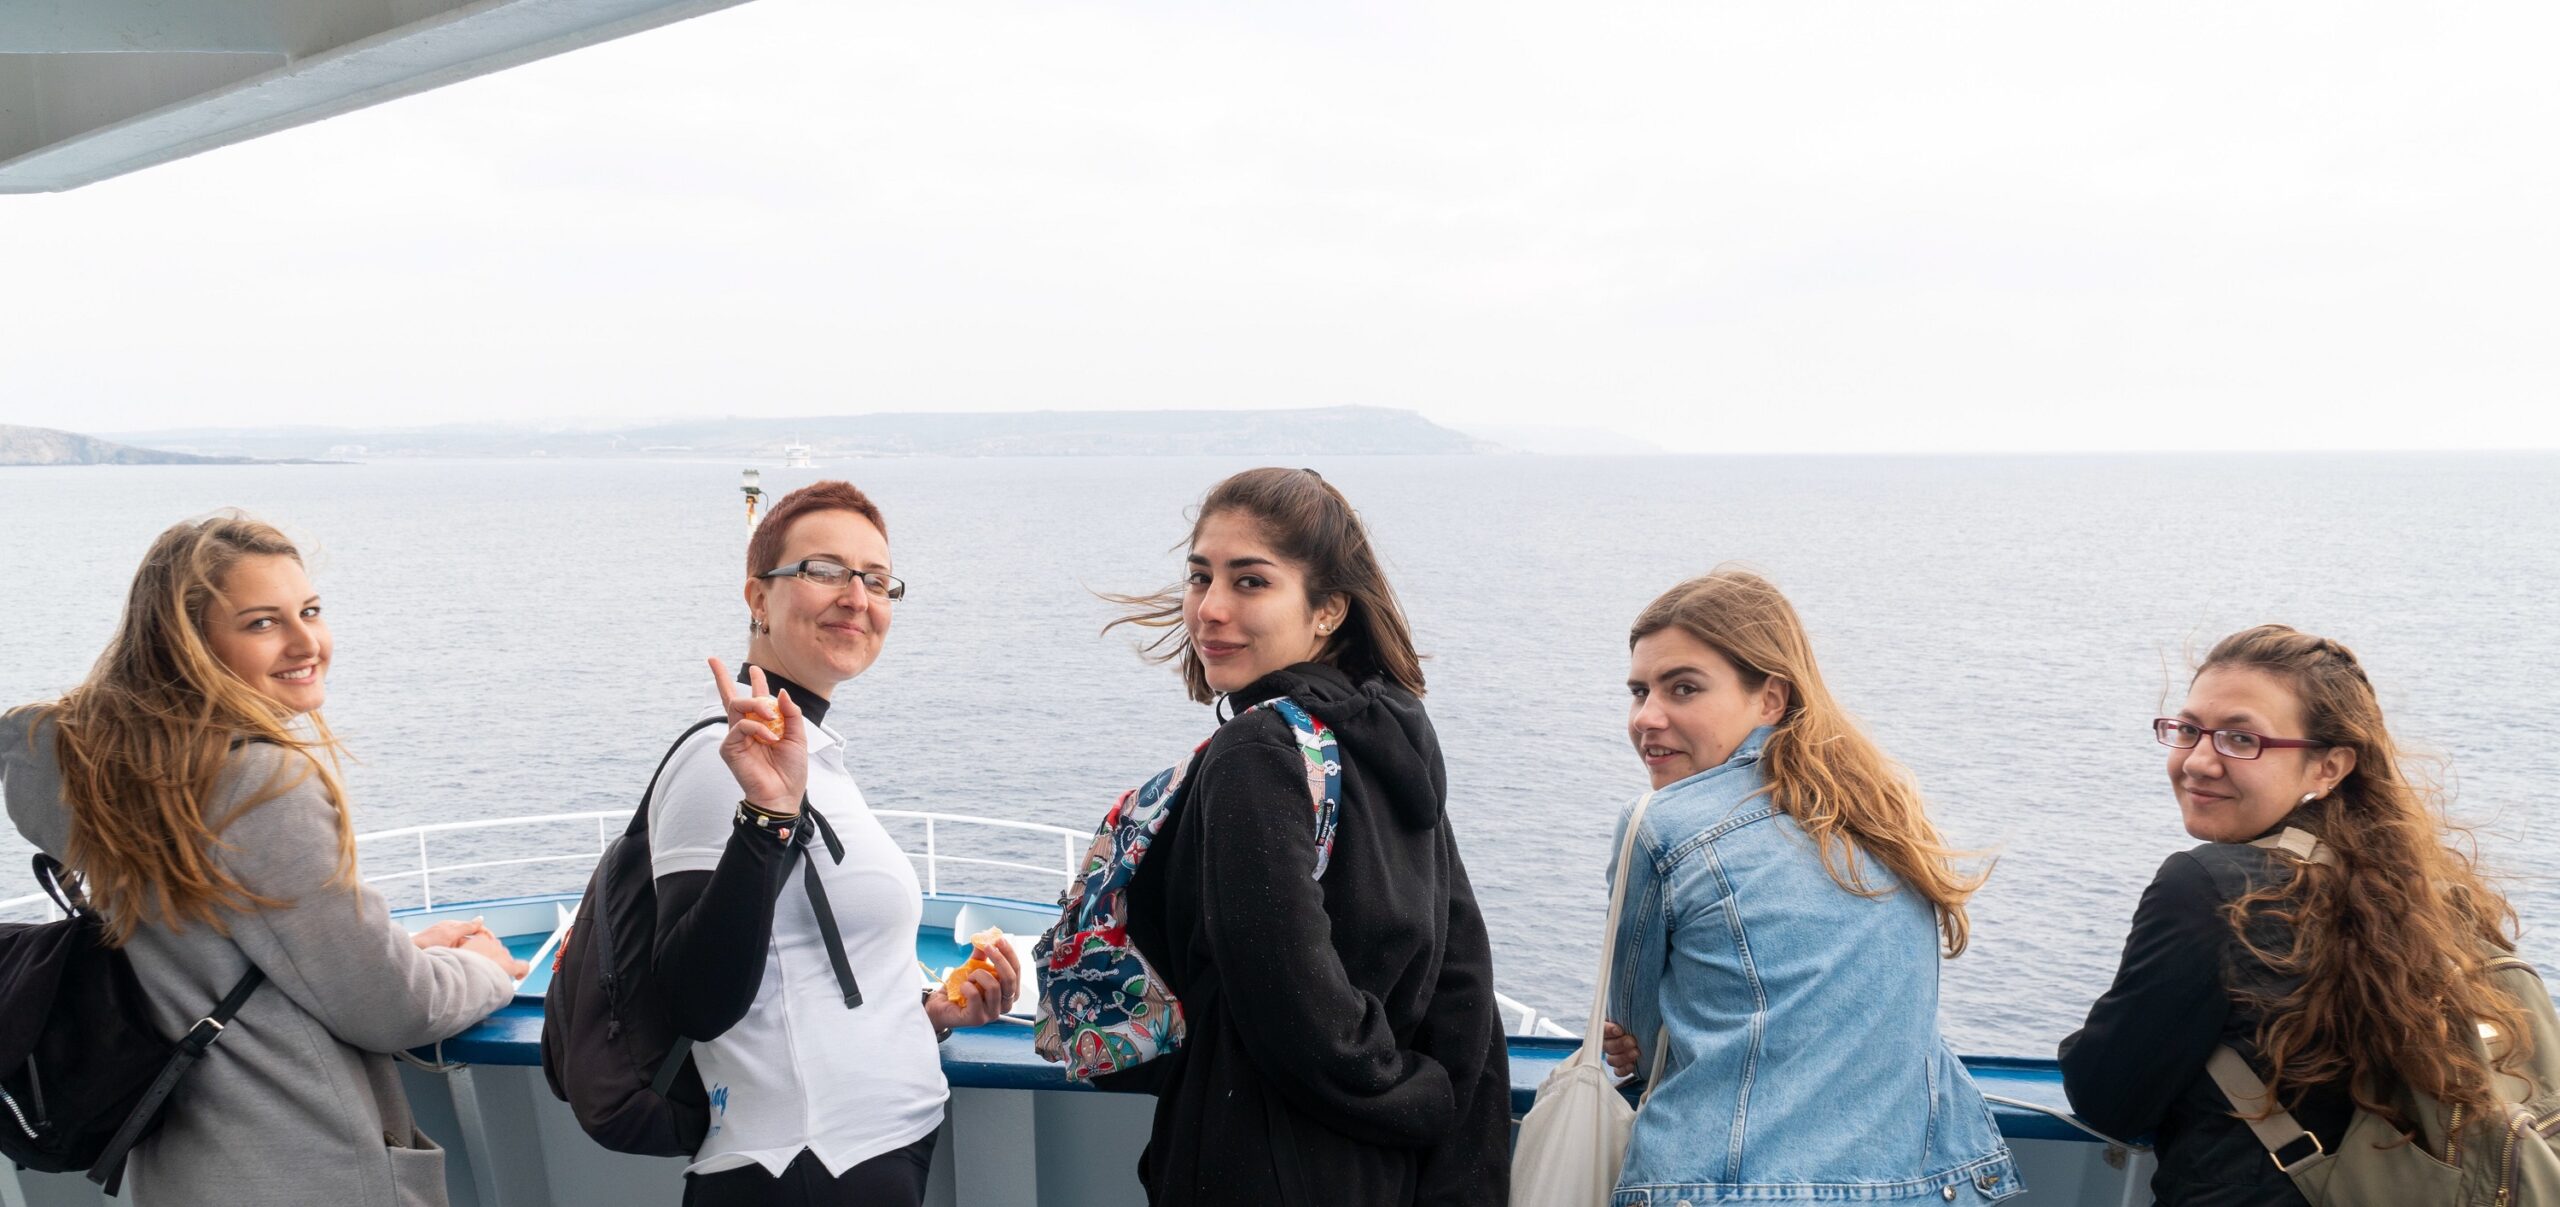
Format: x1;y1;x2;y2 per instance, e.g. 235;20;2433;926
3;811;1581;1038
4;808;1090;915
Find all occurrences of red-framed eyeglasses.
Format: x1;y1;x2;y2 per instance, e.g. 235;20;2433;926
2153;718;2329;761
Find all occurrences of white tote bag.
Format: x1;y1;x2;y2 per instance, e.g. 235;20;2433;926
1510;791;1665;1207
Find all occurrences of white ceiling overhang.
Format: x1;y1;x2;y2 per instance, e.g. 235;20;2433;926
0;0;756;193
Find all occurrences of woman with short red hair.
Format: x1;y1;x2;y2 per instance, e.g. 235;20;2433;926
649;480;1020;1207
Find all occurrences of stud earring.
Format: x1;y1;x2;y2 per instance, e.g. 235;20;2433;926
2300;791;2322;804
749;616;770;635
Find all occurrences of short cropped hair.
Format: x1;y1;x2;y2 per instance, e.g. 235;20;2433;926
747;481;887;578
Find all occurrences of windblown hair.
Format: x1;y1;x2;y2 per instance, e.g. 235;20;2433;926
1630;567;1986;957
1105;467;1425;705
40;514;354;946
747;480;886;579
2203;624;2527;1127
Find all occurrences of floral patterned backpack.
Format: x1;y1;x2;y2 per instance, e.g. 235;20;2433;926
1031;697;1340;1080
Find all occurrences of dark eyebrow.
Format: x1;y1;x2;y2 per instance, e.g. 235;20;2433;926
1628;665;1710;689
2175;708;2261;727
1185;554;1277;570
233;594;319;619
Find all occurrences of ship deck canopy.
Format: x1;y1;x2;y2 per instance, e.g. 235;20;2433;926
0;0;751;193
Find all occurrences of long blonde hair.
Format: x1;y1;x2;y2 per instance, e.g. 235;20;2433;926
2203;625;2527;1127
40;513;355;945
1630;568;1988;956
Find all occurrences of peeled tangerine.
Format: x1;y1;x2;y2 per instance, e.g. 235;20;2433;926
942;927;1006;1005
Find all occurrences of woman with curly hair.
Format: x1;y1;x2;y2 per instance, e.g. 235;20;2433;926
2062;624;2536;1205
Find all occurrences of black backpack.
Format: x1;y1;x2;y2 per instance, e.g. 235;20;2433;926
539;717;721;1157
0;855;262;1195
541;715;868;1158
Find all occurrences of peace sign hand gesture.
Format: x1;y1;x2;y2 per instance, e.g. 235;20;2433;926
708;658;806;816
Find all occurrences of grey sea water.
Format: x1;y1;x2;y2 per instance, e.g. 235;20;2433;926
2;453;2554;1056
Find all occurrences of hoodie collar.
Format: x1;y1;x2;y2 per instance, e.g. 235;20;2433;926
1222;661;1446;830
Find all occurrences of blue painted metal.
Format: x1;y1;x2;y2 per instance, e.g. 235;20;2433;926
405;893;2111;1146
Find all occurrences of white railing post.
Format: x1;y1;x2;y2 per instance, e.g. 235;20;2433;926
924;816;939;897
1062;833;1076;884
597;816;609;852
416;831;434;910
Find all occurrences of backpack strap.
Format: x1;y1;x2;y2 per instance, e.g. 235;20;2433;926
88;965;265;1192
1255;697;1342;880
2211;828;2335;1175
627;716;728;1095
2206;1045;2327;1174
792;803;862;1009
2250;827;2335;865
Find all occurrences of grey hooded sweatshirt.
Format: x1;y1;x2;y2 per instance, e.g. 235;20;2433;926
2;707;514;1207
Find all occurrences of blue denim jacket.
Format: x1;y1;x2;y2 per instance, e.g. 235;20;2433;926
1606;728;2021;1205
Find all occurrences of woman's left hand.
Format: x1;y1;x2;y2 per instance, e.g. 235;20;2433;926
924;937;1023;1032
412;917;495;950
1602;1021;1641;1079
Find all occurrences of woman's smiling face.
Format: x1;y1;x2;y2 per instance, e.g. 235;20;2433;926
746;508;895;693
1627;627;1787;789
2169;665;2355;842
1182;510;1345;696
203;553;330;715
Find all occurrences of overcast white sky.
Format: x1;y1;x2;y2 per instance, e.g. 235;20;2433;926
2;1;2555;453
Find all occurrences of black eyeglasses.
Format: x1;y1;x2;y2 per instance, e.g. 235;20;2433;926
760;558;905;602
2152;718;2327;761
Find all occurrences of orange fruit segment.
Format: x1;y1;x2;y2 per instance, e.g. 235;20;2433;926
941;927;1006;1005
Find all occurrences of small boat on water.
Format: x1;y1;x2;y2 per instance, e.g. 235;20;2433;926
0;812;2154;1207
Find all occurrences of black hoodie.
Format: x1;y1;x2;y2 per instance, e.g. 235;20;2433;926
1108;662;1509;1207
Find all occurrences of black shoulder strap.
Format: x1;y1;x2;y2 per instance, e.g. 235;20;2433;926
629;716;728;836
625;716;738;1095
792;803;861;1009
88;966;265;1192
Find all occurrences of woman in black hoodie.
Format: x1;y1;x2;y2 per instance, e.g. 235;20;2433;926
1094;467;1509;1207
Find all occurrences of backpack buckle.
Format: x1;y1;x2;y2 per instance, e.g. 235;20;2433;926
180;1016;228;1052
2271;1132;2324;1173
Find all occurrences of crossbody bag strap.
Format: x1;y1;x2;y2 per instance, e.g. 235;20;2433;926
1582;791;1660;1074
88;966;266;1192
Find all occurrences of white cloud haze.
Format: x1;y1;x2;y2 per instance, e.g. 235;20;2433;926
1;0;2554;452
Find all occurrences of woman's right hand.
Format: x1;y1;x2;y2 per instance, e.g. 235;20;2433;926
1603;1020;1641;1078
709;657;807;815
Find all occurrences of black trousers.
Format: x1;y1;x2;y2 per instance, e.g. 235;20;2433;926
680;1137;938;1207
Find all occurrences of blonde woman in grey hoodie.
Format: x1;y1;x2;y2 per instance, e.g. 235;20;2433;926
0;513;525;1207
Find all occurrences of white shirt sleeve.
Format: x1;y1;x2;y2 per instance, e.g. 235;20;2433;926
648;730;737;879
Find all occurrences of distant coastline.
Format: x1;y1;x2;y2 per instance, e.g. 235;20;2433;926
85;406;1511;462
0;423;335;467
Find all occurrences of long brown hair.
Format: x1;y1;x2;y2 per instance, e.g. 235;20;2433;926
1630;567;1987;956
1106;467;1426;705
2202;624;2526;1125
41;513;355;945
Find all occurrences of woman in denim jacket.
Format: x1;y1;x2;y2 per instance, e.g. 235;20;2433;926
1597;569;2021;1206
